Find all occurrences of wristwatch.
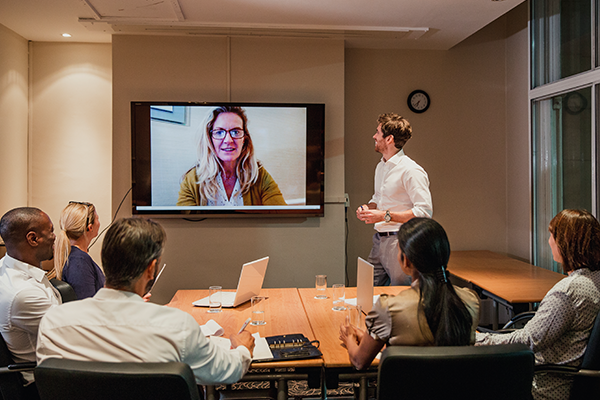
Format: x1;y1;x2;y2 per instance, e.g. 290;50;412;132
384;210;391;223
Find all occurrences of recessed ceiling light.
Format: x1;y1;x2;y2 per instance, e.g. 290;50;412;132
62;33;72;38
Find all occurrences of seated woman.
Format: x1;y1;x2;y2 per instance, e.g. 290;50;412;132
477;209;600;400
339;218;480;370
53;201;105;299
177;106;287;206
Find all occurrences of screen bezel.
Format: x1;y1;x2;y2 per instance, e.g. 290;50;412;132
131;101;325;218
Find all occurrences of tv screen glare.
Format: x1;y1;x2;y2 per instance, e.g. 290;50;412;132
131;102;325;217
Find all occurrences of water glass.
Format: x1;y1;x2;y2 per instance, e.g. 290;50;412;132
332;283;346;311
251;296;267;326
346;304;363;327
208;286;222;313
315;274;327;299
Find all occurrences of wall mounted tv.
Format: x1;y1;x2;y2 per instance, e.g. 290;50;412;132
131;102;325;217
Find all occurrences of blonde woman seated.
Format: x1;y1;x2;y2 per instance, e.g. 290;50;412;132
177;106;287;206
476;209;600;400
339;218;480;370
53;201;104;299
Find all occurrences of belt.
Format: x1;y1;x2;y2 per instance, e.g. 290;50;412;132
377;231;398;237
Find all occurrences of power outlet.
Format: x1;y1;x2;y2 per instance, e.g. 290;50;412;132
344;193;350;208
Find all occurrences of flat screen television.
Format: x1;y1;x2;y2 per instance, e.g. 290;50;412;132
131;102;325;217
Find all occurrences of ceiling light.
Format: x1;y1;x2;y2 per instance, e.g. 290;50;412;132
62;33;72;38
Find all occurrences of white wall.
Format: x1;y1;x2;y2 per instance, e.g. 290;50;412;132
29;42;112;266
0;24;28;215
112;35;346;304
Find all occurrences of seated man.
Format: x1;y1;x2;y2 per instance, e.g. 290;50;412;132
37;217;254;386
0;207;61;392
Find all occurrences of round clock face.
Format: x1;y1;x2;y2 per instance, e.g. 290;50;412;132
408;90;430;113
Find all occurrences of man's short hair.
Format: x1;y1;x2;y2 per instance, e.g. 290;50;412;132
378;113;412;150
101;218;166;289
0;207;45;246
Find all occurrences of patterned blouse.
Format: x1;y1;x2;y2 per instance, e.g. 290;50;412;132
476;268;600;400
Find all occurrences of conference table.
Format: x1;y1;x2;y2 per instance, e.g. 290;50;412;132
448;250;565;329
168;286;407;400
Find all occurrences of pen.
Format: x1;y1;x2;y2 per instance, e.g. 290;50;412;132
238;317;251;334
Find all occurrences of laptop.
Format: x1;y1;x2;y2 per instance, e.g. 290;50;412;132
357;257;375;314
193;256;269;308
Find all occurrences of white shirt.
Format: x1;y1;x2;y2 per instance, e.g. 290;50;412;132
208;174;244;206
369;150;433;232
0;255;61;383
36;288;252;385
476;268;600;400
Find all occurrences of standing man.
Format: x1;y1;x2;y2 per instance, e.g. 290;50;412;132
0;207;61;391
37;217;255;387
357;113;433;286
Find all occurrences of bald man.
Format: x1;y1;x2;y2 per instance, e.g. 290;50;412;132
0;207;61;390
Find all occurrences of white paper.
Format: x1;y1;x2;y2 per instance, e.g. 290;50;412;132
208;332;274;361
200;319;224;337
344;295;380;306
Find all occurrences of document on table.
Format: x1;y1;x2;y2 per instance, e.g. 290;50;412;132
344;295;380;307
200;319;224;337
209;333;274;361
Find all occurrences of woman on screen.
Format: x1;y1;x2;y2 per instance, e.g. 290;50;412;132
177;106;287;206
53;201;105;299
476;209;600;400
339;218;479;370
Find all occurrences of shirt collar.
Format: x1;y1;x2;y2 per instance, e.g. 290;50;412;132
382;149;405;165
2;254;47;283
94;287;144;302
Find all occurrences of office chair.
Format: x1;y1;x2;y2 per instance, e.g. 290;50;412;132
34;358;202;400
0;334;37;400
534;308;600;400
49;278;77;303
377;344;534;400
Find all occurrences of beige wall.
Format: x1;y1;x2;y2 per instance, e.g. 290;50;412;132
29;42;112;265
112;35;346;304
0;24;28;215
345;7;529;284
505;2;531;261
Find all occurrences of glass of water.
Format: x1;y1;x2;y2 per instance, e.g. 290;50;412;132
332;283;346;311
208;286;222;313
315;275;327;299
251;296;267;325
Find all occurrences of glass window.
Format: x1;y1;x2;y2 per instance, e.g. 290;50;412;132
533;87;592;271
531;0;592;88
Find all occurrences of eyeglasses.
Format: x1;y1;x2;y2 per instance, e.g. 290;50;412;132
69;201;93;228
211;128;245;140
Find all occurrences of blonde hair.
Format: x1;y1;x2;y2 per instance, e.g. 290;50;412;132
194;106;259;202
53;202;96;279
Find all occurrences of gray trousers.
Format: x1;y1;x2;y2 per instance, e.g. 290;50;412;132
367;232;412;286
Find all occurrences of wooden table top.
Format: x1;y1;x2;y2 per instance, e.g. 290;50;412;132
168;288;322;369
448;250;565;304
298;286;409;368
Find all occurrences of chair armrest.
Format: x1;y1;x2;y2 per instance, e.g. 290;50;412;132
535;364;600;379
0;362;36;374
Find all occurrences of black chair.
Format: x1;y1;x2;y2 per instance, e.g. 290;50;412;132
535;308;600;400
34;358;202;400
377;344;534;400
0;334;37;400
49;278;77;303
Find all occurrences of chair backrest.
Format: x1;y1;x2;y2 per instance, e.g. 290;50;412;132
570;308;600;399
34;358;201;400
377;344;534;400
0;334;28;400
49;279;77;303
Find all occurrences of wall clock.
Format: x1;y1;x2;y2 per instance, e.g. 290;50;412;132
564;92;587;115
407;90;430;114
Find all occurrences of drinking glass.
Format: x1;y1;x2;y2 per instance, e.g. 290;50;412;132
208;286;222;313
315;275;327;299
251;296;267;326
332;283;346;311
346;304;363;327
